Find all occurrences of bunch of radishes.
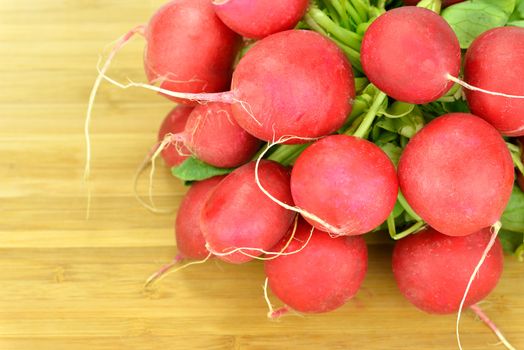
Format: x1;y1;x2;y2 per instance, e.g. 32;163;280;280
87;0;524;348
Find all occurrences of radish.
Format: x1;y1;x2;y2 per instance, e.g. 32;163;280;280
360;7;460;104
213;0;309;39
398;113;514;237
175;102;261;168
464;27;524;136
201;160;295;264
105;30;355;143
392;227;503;314
144;0;240;102
264;219;367;315
175;176;224;259
158;105;193;168
145;176;224;287
85;0;241;210
290;135;398;236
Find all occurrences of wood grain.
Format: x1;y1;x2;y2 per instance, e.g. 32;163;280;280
0;1;522;349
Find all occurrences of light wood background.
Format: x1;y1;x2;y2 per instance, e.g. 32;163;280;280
0;1;522;349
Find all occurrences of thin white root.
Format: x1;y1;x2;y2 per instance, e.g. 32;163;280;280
132;141;173;214
456;221;502;350
84;24;145;220
262;278;290;319
254;135;355;236
144;253;212;289
205;216;315;261
470;304;517;350
447;74;524;99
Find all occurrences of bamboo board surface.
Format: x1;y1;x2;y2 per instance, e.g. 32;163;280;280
0;1;522;349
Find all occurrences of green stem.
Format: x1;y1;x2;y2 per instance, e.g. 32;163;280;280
387;212;397;239
343;114;364;135
350;0;369;23
511;152;524;176
307;7;362;51
329;0;351;27
398;191;422;221
391;221;425;240
354;77;369;93
267;144;309;166
303;13;329;36
352;91;387;139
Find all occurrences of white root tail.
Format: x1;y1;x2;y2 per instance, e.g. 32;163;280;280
84;25;146;220
447;74;524;99
470;304;516;350
254;135;356;236
456;221;502;350
206;216;314;261
144;253;212;289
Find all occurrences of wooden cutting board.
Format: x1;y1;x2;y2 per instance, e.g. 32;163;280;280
0;1;522;349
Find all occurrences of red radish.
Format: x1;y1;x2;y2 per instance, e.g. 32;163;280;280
179;102;261;168
291;135;398;235
201;160;294;264
213;0;309;39
265;219;368;314
464;27;524;136
398;113;514;236
360;7;460;104
175;176;224;259
392;227;503;314
144;0;241;102
113;30;355;143
158;105;193;168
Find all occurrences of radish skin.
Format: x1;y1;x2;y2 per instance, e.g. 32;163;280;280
361;7;460;104
290;135;398;236
265;219;368;313
398;113;514;236
464;27;524;136
201;161;295;264
213;0;309;39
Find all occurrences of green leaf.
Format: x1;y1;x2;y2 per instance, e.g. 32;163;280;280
507;20;524;27
376;107;424;138
501;185;524;233
499;229;524;254
172;157;234;182
379;142;403;166
382;101;415;119
442;0;516;48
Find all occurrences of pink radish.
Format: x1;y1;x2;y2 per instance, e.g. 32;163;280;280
213;0;309;39
178;102;261;168
144;0;241;102
264;219;367;315
175;176;224;259
290;135;398;235
398;113;514;236
158;105;193;168
464;27;524;136
360;7;461;104
107;30;355;143
393;227;503;314
201;160;295;264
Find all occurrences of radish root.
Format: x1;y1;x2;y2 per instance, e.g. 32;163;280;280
456;221;502;350
205;216;315;261
470;304;516;350
254;135;357;236
144;252;212;289
263;277;290;320
447;74;524;99
84;24;146;220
